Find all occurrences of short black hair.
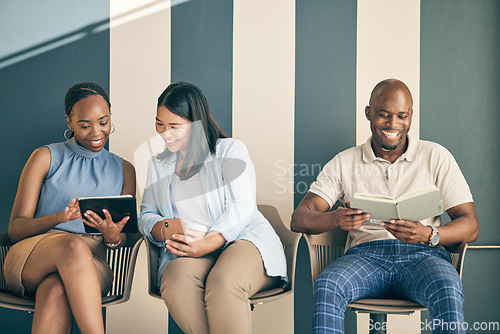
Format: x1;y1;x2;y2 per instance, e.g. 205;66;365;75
65;82;110;116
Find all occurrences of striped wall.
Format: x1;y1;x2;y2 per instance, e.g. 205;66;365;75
107;1;500;333
1;0;499;333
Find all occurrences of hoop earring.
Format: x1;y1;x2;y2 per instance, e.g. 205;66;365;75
64;129;73;140
111;123;115;134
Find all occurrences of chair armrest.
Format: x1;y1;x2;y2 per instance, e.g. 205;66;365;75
257;205;301;291
0;232;13;291
303;228;348;287
104;233;143;305
444;242;468;279
145;239;161;298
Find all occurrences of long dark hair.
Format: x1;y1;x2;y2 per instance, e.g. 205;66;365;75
157;82;227;179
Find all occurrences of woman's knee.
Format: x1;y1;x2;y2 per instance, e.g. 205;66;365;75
160;259;205;302
56;236;93;265
37;274;68;303
205;266;250;305
205;268;233;292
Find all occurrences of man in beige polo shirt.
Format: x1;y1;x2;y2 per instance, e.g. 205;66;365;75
291;78;479;334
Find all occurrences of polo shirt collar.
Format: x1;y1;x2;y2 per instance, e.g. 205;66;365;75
362;135;419;163
362;137;377;163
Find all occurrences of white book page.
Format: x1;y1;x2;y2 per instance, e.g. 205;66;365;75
352;193;395;202
397;185;438;201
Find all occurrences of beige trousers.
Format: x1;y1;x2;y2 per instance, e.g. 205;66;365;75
160;240;279;334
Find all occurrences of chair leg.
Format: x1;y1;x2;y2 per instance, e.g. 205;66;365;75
369;313;387;334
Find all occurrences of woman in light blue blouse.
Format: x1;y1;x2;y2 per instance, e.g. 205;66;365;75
139;82;286;334
4;82;136;334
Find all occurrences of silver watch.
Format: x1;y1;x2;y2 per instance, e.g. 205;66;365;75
428;225;440;247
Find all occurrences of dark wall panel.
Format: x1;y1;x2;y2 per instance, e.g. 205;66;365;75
295;1;357;332
171;0;233;137
421;0;500;331
420;0;500;244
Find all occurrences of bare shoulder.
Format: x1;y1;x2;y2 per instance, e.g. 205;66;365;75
11;147;52;220
121;159;137;196
122;159;136;175
31;146;51;160
24;146;51;175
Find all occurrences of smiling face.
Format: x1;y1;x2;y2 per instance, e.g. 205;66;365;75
156;106;192;157
66;95;111;152
365;83;413;161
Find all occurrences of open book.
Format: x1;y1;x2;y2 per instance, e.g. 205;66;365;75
349;186;444;225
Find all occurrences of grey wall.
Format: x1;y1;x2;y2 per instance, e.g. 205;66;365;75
294;1;357;332
0;1;110;332
420;1;500;332
171;0;233;137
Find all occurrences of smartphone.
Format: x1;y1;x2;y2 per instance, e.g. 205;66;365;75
161;218;186;241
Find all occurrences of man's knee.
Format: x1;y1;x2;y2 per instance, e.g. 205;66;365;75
314;267;348;294
422;270;464;318
428;271;463;300
313;270;353;311
432;281;464;306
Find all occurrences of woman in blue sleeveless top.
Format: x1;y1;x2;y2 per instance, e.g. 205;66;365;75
4;82;136;334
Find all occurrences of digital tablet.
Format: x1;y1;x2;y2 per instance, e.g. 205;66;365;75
78;195;138;233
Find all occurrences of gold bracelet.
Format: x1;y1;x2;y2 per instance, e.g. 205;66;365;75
106;237;121;248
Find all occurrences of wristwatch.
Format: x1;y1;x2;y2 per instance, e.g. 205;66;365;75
428;225;440;247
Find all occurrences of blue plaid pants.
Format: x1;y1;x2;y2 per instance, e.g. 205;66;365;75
313;239;464;334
